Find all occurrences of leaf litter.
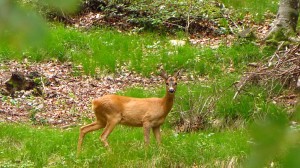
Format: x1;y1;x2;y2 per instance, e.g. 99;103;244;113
0;60;163;127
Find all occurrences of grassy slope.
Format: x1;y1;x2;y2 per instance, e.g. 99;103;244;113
0;124;250;167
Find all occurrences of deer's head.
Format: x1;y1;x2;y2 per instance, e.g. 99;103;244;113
160;69;181;94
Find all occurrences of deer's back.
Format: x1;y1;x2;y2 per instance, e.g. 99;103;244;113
92;95;164;127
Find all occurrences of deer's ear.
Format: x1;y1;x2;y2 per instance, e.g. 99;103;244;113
160;69;168;80
173;69;182;78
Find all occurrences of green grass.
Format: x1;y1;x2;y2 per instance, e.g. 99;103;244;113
220;0;279;21
1;25;274;78
0;123;250;167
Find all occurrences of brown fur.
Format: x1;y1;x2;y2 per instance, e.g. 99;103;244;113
77;70;181;155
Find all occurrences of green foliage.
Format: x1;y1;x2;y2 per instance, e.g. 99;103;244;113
0;0;48;50
36;0;81;13
245;110;300;168
294;100;300;121
123;0;225;33
0;0;80;51
21;0;80;13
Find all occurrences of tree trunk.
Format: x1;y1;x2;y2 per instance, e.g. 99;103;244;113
265;0;300;41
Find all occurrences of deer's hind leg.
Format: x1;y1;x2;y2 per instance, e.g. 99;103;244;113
77;121;104;155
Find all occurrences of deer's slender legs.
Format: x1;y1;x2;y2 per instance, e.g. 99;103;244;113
143;122;151;145
152;126;161;144
77;121;104;155
100;119;120;147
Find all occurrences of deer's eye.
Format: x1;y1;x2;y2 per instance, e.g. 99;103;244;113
175;82;177;85
166;83;169;86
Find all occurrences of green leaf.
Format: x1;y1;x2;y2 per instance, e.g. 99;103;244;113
40;0;81;13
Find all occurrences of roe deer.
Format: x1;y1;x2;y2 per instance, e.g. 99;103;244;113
77;69;181;154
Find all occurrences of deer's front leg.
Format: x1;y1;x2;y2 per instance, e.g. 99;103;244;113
143;122;151;145
152;126;161;144
100;118;120;147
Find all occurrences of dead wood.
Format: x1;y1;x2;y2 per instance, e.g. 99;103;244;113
2;71;46;97
234;44;300;101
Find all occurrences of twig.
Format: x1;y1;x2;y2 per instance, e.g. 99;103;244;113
220;5;239;34
185;0;192;36
268;41;284;63
40;77;46;98
163;21;185;29
200;96;212;114
233;73;257;100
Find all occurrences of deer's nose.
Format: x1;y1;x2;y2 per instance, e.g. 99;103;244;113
169;88;175;93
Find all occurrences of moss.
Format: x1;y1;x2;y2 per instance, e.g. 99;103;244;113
266;26;296;46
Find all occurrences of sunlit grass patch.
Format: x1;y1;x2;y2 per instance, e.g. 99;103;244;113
220;0;279;21
0;123;250;167
0;24;273;78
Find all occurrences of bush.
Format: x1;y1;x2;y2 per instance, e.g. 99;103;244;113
23;0;230;35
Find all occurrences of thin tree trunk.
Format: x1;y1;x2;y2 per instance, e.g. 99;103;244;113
265;0;300;41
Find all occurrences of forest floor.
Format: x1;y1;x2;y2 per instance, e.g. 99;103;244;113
0;60;166;127
0;13;294;128
0;1;296;128
0;18;273;127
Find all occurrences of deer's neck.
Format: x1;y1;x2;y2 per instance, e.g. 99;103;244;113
162;92;175;115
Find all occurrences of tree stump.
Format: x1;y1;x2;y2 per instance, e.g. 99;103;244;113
2;71;45;97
